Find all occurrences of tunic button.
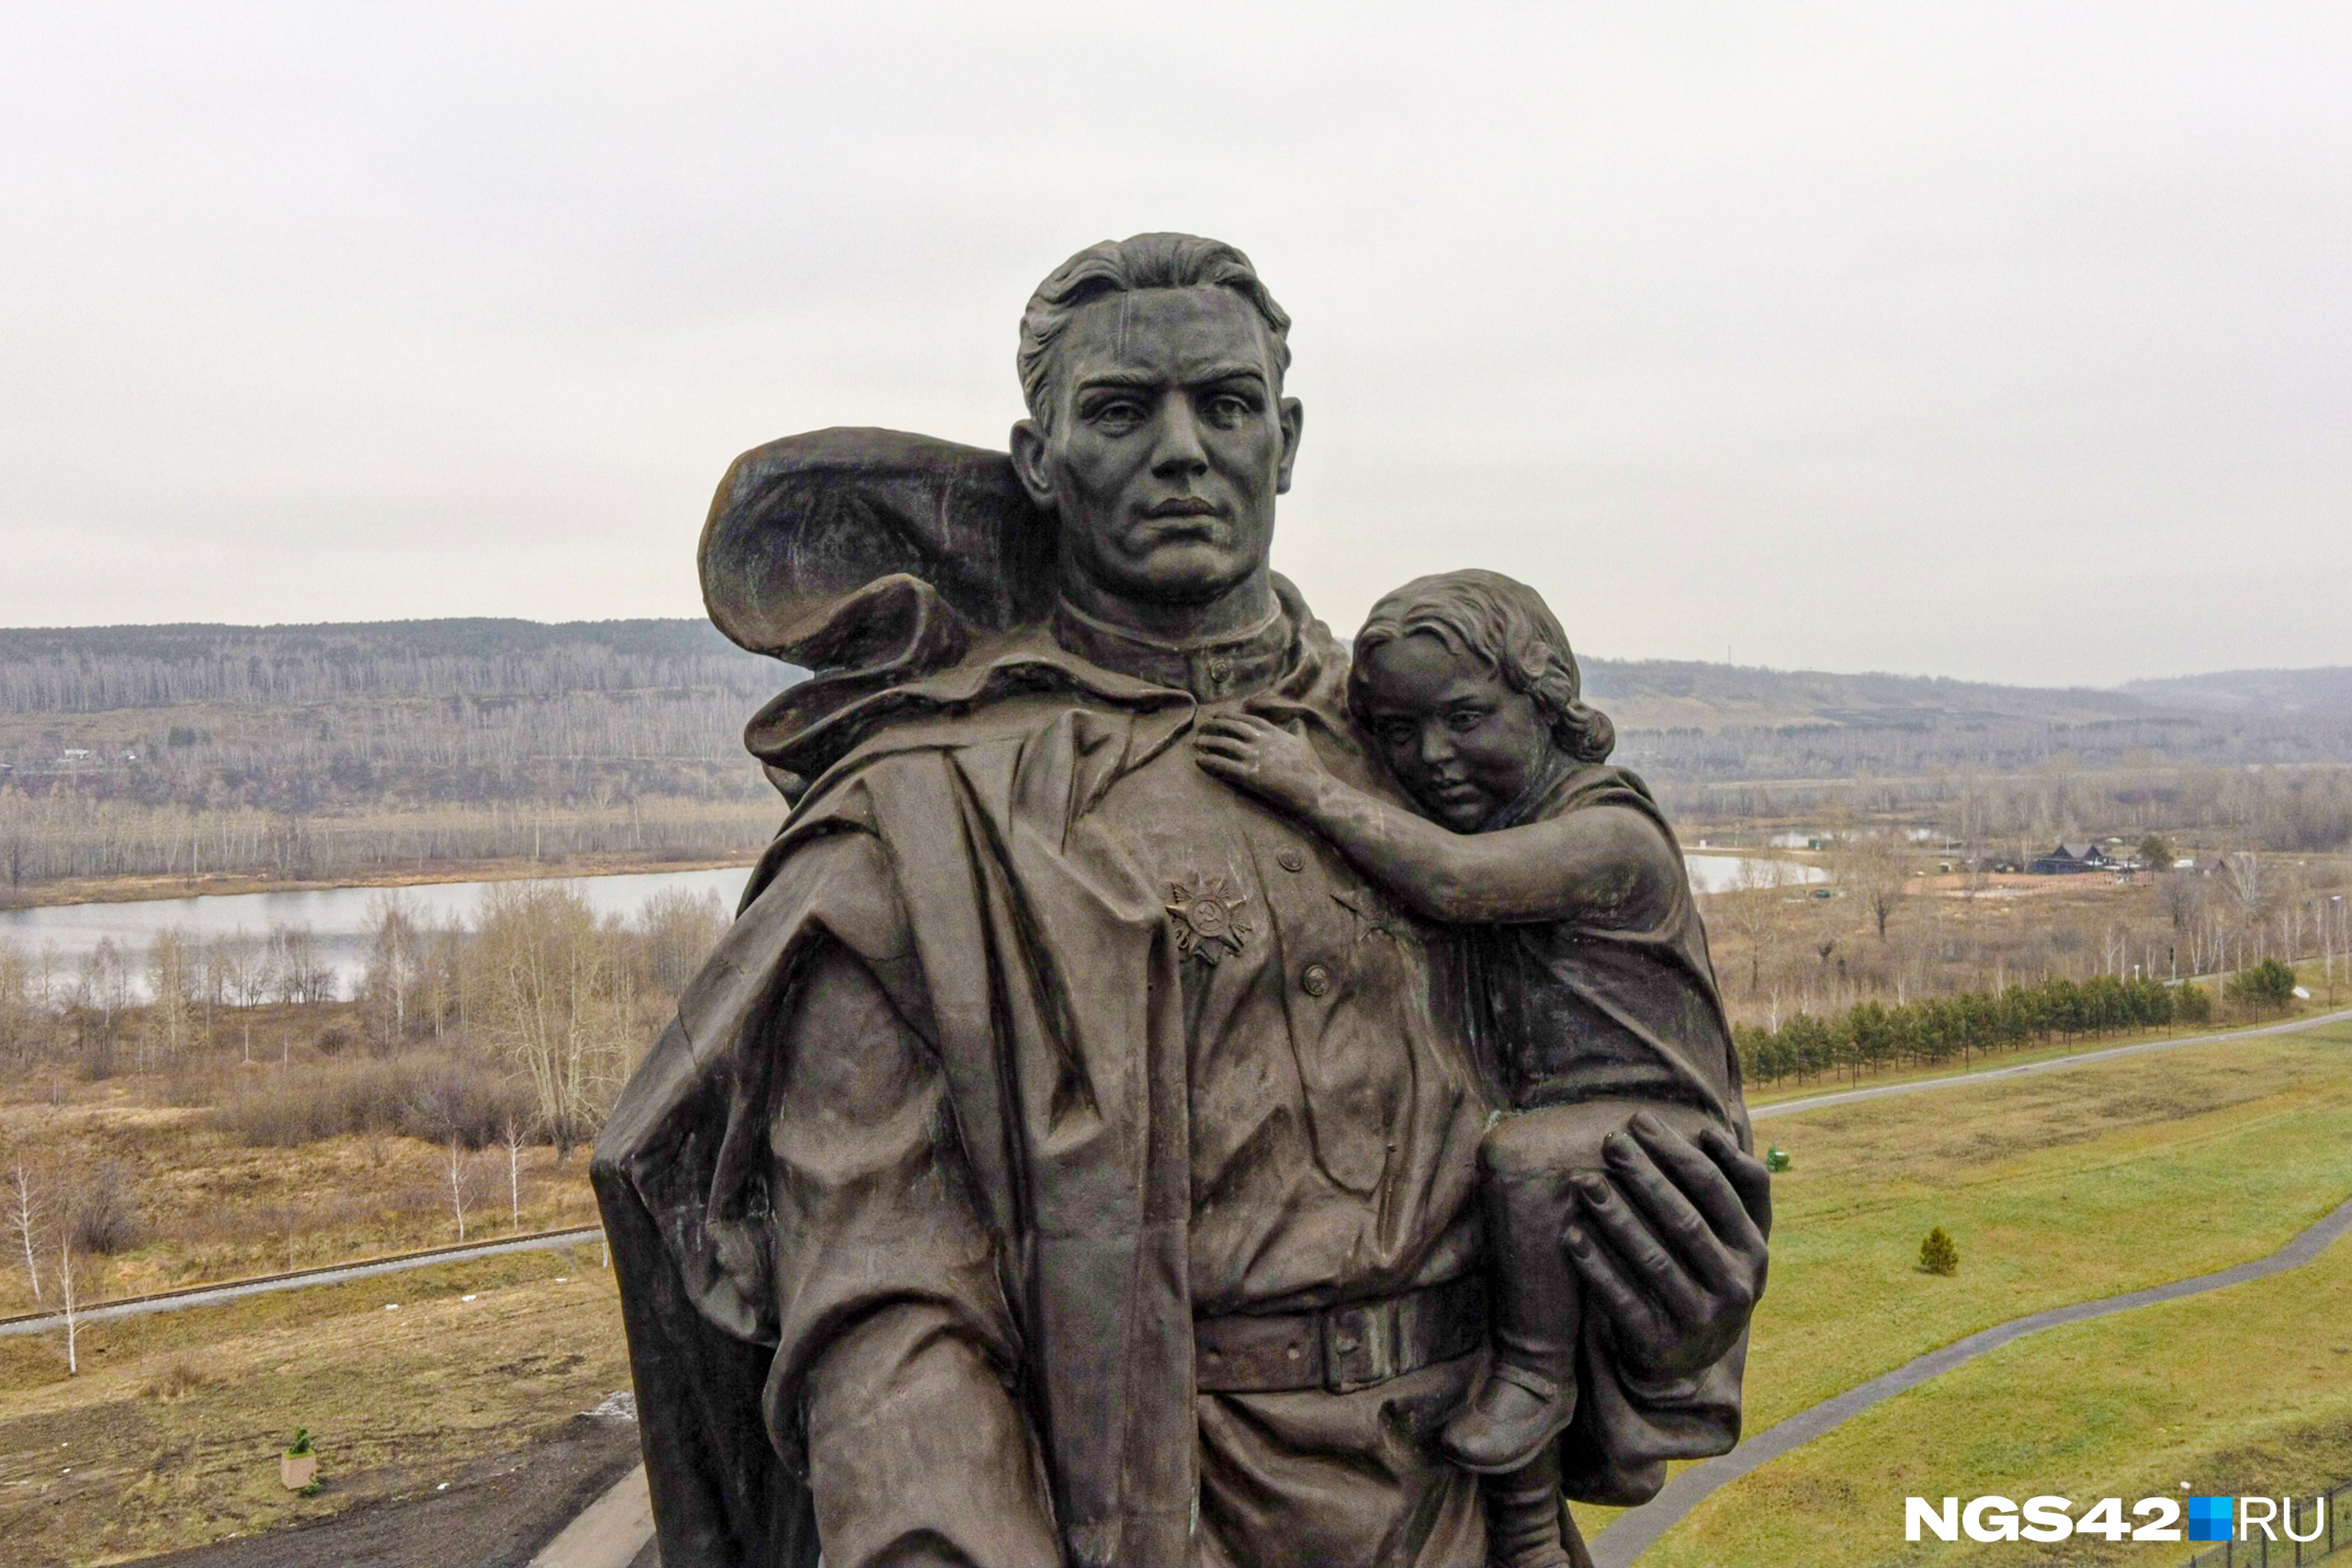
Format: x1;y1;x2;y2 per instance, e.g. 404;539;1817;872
1300;964;1332;998
1277;849;1305;873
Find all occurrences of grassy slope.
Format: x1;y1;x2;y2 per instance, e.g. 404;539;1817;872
1606;1017;2352;1562
0;1247;630;1567
1642;1224;2352;1566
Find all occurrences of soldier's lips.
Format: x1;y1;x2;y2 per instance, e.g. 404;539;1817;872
1140;498;1223;518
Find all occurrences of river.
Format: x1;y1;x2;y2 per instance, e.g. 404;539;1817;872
1;854;1820;994
0;867;752;998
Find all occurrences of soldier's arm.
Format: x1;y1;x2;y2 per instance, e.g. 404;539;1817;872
770;938;1060;1568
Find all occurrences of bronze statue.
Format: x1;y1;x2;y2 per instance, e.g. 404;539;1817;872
593;234;1769;1568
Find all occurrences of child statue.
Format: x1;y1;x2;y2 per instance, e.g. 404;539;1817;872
1195;569;1750;1568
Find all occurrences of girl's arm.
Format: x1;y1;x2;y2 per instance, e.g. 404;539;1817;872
1193;713;1674;925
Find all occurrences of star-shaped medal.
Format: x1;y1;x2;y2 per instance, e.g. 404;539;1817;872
1165;873;1253;964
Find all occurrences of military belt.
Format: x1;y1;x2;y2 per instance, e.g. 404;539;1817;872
1193;1274;1486;1395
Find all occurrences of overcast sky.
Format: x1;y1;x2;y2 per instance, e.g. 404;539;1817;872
2;3;2346;686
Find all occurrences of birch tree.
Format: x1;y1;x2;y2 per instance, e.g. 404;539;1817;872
7;1163;40;1304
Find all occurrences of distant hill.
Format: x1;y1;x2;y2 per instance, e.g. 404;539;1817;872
1580;658;2158;735
2117;667;2352;719
3;620;2347;792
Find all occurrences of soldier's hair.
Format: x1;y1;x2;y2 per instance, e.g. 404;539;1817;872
1349;570;1616;764
1018;233;1292;427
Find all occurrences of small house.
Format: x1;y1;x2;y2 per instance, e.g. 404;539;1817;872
2028;840;2111;875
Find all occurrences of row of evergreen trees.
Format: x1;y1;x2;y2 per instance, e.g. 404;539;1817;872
1733;973;2220;1088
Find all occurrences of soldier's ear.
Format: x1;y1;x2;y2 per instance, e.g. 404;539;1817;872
1010;419;1057;513
1274;398;1304;494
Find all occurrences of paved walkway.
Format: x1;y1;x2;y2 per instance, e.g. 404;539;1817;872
530;1463;654;1568
0;1226;603;1338
1587;1188;2352;1567
1750;1006;2352;1124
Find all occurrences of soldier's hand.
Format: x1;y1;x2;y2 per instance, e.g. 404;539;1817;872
1560;1112;1770;1381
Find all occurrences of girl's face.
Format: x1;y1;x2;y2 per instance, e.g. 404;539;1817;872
1357;631;1552;830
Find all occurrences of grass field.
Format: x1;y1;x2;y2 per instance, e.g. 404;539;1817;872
1638;1201;2352;1566
0;1245;630;1566
1740;1019;2352;1425
1599;1016;2352;1562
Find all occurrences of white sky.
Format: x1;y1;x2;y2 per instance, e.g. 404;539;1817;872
2;2;2346;686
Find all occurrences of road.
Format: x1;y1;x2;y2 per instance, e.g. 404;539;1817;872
0;1225;604;1338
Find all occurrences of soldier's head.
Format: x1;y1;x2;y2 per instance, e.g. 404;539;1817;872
1011;234;1303;616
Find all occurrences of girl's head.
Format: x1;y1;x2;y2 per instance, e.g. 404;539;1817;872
1347;570;1614;830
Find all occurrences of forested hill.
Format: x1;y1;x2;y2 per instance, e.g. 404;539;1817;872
2;620;2347;795
0;618;775;713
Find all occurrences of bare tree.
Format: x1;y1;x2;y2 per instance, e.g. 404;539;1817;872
476;885;633;1156
1831;829;1912;942
71;938;133;1077
1712;857;1793;995
360;895;425;1051
446;1139;470;1244
501;1116;530;1228
57;1236;79;1375
7;1163;40;1304
144;928;197;1070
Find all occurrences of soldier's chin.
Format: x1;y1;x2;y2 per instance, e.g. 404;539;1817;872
1120;544;1259;605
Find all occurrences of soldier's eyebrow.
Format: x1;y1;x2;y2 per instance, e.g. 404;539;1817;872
1075;366;1268;392
1187;365;1269;389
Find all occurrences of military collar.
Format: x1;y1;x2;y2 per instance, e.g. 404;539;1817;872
1050;592;1293;702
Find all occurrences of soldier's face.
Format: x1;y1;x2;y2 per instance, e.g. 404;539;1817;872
1014;288;1302;609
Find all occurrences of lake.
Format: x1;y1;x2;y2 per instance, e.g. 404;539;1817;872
1;853;1819;994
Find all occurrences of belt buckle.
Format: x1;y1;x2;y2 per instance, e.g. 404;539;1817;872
1320;1301;1393;1393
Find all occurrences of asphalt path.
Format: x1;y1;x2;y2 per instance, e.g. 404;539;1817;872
0;1225;604;1338
1750;1005;2352;1123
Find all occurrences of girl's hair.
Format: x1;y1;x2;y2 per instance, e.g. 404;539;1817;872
1348;570;1615;763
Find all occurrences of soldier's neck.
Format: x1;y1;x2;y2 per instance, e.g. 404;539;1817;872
1054;570;1278;647
1051;576;1292;701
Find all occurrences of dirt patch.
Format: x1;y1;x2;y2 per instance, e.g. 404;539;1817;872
118;1413;643;1568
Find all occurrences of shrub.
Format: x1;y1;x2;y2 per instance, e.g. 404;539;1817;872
2174;983;2213;1025
142;1360;212;1402
209;1053;537;1149
71;1161;145;1255
2224;959;2299;1014
1918;1226;1959;1276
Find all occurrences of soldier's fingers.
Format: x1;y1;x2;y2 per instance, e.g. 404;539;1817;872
1563;1218;1667;1345
1623;1115;1767;1261
1573;1170;1711;1328
1697;1124;1774;1239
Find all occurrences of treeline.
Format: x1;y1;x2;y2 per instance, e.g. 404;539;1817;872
1621;712;2352;789
1732;972;2229;1089
0;618;776;712
0;795;778;886
1660;760;2352;855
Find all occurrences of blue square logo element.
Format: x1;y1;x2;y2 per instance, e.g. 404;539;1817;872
2186;1496;2234;1542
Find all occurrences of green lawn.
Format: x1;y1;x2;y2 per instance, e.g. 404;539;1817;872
1577;1017;2352;1557
1636;1205;2352;1566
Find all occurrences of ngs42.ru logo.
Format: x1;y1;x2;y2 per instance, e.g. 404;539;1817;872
1907;1494;2328;1544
